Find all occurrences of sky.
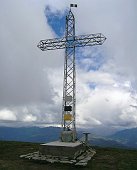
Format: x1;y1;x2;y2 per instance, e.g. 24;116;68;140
0;0;137;132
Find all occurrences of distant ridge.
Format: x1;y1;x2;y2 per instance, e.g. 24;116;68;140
0;126;137;149
109;127;137;149
0;126;61;143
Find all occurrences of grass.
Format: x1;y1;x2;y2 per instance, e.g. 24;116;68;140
92;147;137;170
0;141;137;170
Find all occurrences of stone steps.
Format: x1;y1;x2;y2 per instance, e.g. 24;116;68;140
20;148;96;166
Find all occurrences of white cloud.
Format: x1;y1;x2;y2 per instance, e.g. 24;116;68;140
23;114;37;122
0;109;16;121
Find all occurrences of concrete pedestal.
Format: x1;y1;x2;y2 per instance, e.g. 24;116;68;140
20;141;96;166
39;141;85;159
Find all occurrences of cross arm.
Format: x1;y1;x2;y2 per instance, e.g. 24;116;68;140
37;33;106;51
74;33;106;47
37;37;67;51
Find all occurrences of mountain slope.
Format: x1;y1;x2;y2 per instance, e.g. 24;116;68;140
1;141;137;170
0;126;137;149
0;126;61;143
89;137;126;148
0;126;122;148
109;128;137;149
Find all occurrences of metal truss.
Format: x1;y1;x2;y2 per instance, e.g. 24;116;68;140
37;33;106;51
62;10;76;136
37;8;106;142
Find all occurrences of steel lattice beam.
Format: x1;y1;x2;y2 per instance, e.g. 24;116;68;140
62;10;76;140
37;33;106;51
37;7;106;142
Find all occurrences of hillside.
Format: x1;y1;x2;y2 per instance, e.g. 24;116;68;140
109;128;137;149
89;137;126;148
0;141;137;170
0;126;135;149
1;126;137;149
0;126;61;143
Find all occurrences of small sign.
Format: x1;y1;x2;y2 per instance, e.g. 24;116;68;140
64;114;73;121
64;106;72;111
65;96;72;102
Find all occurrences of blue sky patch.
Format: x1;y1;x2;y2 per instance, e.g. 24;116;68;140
76;47;106;72
87;82;97;89
45;6;67;37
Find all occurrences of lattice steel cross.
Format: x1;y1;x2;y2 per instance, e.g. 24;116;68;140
37;5;106;142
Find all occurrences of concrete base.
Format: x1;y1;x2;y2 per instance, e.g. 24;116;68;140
20;141;96;166
39;141;84;159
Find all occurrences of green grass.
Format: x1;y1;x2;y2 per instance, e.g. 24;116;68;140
0;141;137;170
92;147;137;170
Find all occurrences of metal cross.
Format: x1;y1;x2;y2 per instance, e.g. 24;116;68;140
37;5;106;142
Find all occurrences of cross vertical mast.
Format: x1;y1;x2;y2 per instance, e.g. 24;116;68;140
62;9;76;140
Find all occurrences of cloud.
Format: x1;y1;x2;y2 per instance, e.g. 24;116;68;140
0;109;16;121
23;114;37;122
0;0;137;131
0;0;53;105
